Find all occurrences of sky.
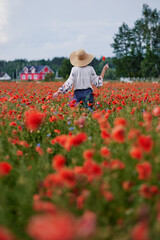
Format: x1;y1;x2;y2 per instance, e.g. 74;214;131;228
0;0;160;61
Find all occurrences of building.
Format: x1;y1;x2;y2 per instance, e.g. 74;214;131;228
20;65;54;81
0;72;11;81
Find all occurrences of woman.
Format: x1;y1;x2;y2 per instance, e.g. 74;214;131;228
53;49;109;108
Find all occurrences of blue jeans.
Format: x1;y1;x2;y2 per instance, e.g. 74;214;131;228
74;88;94;108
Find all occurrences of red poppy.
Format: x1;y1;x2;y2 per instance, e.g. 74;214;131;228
35;146;44;156
110;159;125;170
27;213;75;240
16;150;23;156
0;162;12;176
71;132;87;146
0;225;14;240
122;181;134;191
128;128;140;140
152;106;160;116
101;129;110;140
33;200;57;214
46;148;53;154
100;146;110;158
136;162;152;180
130;146;143;160
83;149;94;161
131;221;149;240
114;117;127;127
60;168;76;188
75;211;96;238
111;125;125;143
49;116;57;122
102;56;106;61
103;190;114;201
24;109;44;131
52;154;66;171
138;135;153;153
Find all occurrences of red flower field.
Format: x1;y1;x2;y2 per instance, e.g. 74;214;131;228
0;81;160;240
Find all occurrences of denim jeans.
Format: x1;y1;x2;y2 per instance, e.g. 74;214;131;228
74;88;94;108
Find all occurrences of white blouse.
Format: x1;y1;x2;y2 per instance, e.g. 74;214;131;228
58;66;103;94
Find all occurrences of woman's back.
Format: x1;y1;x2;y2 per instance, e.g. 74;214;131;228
72;66;94;90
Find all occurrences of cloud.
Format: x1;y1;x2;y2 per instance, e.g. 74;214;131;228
0;0;9;43
1;0;159;60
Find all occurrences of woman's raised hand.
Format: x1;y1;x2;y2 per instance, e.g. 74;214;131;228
103;64;109;71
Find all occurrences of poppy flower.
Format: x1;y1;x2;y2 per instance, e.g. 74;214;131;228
114;117;127;127
128;128;140;140
60;168;76;188
83;149;94;161
35;146;44;156
101;129;110;140
49;116;57;122
100;146;110;158
152;106;160;116
71;132;87;146
46;148;53;154
110;159;125;170
136;162;152;180
52;154;66;171
0;162;12;176
131;221;149;240
27;213;75;240
103;191;114;202
16;150;23;156
33;200;57;214
75;211;96;238
139;184;159;199
0;225;14;240
111;125;125;143
24;109;44;131
130;146;143;160
122;181;134;191
138;135;153;153
102;56;106;61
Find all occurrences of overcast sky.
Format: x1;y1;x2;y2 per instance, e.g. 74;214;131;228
0;0;160;61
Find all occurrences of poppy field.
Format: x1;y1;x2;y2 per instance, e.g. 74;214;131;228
0;81;160;240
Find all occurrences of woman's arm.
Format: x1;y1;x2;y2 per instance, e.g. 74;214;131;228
100;64;109;78
91;64;109;88
53;68;75;98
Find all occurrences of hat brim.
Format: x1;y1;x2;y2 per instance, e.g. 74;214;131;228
70;51;94;67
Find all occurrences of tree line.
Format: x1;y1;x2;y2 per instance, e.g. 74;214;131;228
111;4;160;78
0;57;116;80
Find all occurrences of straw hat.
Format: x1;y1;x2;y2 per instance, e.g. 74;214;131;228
70;49;94;67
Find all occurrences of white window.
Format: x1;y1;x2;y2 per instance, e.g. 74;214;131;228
28;75;32;80
34;75;37;80
31;67;35;73
24;67;28;73
22;75;26;80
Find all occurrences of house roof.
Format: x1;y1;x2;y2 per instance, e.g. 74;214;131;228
0;72;5;78
20;65;54;74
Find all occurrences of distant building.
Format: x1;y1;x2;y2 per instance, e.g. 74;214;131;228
120;77;133;83
20;65;54;81
0;72;11;81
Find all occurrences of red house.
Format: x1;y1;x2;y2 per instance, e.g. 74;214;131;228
20;65;54;81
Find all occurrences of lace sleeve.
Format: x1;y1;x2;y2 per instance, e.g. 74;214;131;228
90;67;103;88
58;68;75;94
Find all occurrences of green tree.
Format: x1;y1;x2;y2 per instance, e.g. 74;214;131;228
59;58;72;79
111;4;160;78
44;72;55;82
141;51;160;78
